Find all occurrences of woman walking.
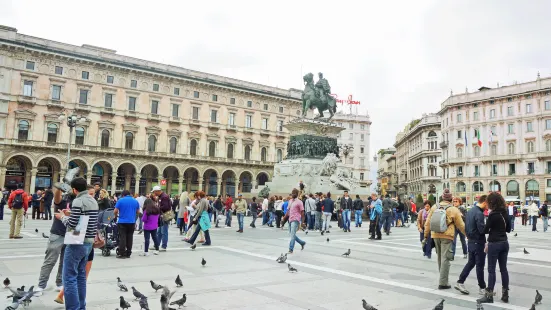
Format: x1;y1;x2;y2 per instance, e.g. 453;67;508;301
186;191;212;246
140;198;160;256
274;196;284;228
417;200;433;259
477;192;511;304
177;192;190;235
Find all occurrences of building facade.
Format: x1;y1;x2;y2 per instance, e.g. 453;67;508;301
333;111;372;187
376;148;396;197
0;25;303;196
394;113;442;200
439;76;551;204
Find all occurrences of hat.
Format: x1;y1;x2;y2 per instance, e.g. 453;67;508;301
151;185;162;192
238;193;243;197
441;188;453;202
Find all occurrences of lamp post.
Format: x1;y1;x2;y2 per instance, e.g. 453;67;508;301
58;113;85;171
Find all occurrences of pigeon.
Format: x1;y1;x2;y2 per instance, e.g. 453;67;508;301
433;299;444;310
529;304;535;310
3;277;10;287
362;298;378;310
175;275;183;287
8;286;34;308
160;294;177;310
138;296;149;310
162;287;176;304
321;230;325;236
34;229;38;233
535;289;542;304
342;249;351;257
120;296;131;309
132;286;145;300
288;263;297;273
305;231;308;235
170;294;187;308
117;277;128;292
476;301;484;310
16;286;24;292
150;280;163;292
42;233;49;238
190;244;196;250
276;253;284;262
524;248;530;254
514;233;517;237
277;253;287;264
327;238;330;242
201;257;206;267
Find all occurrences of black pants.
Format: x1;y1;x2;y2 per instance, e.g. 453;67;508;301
458;242;486;289
275;210;284;228
117;223;135;257
188;224;211;245
532;215;538;231
32;206;40;219
369;215;381;239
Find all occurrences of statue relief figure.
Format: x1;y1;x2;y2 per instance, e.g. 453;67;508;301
302;72;337;120
320;153;338;176
315;72;331;102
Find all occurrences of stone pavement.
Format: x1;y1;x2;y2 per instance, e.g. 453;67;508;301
0;212;549;310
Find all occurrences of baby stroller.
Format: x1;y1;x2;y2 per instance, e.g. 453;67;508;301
97;207;119;256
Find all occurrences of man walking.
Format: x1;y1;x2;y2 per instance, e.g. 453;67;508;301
455;195;488;295
305;194;316;230
381;194;397;235
114;190;140;259
213;195;223;228
249;197;260;228
42;187;54;220
507;201;515;232
353;195;364;228
0;188;7;220
261;196;269;225
368;193;382;240
8;183;29;239
340;190;353;232
31;190;42;219
541;201;549;232
135;193;146;234
152;186;172;251
286;189;306;254
423;188;466;290
224;194;233;228
528;200;539;232
234;194;247;233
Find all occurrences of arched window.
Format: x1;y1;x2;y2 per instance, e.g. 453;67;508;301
472;181;484;192
526;179;539;197
100;129;110;147
547;140;551;152
227;143;234;159
18;120;29;140
148;135;157;152
508;143;515;155
456;147;463;158
125;132;134;150
526;141;534;153
491;144;497;156
489;181;501;192
276;149;283;162
190;139;197;156
428;131;437;138
169;137;177;154
261;147;267;162
244;145;251;160
456;181;466;192
209;141;216;157
75;127;85;145
47;123;58;143
473;146;480;157
506;180;519;196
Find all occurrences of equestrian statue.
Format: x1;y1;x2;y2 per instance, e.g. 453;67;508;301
302;72;337;121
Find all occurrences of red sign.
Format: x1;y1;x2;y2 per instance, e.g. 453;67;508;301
160;179;167;186
330;94;360;105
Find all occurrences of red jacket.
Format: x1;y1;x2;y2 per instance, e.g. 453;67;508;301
225;197;233;211
8;189;29;212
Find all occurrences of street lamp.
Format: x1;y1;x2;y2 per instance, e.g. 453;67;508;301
58;113;86;170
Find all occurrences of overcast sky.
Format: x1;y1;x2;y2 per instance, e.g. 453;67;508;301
2;0;551;158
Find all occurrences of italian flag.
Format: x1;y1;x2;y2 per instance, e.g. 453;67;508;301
477;130;483;147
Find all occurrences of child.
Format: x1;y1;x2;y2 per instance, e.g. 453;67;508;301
141;198;160;256
183;210;189;233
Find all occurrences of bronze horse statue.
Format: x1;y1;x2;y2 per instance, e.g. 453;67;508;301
301;73;336;120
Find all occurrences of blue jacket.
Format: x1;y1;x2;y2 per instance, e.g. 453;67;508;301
465;204;486;244
322;199;334;214
370;199;382;220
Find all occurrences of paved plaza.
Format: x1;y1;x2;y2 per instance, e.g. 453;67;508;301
0;212;550;310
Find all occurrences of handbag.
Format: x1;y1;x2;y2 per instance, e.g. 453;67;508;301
93;230;105;249
162;209;175;223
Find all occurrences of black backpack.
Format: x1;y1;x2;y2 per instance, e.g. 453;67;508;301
12;193;23;209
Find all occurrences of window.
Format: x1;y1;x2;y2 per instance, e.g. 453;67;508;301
546;100;551;110
26;61;35;70
245;115;252;128
349;123;354;129
261;147;267;161
130;80;137;88
508;142;515;154
474;165;480;176
279;106;284;113
528;162;535;174
229;113;235;126
47;123;58;143
474;146;480;157
208;141;216;157
100;129;110;147
151;100;159;114
104;94;113;108
473;111;479;121
172;104;179;117
75;127;85;145
489;109;496;119
526;104;532;113
262;118;268;130
82;71;89;80
360;173;364;180
527;122;533;132
457;113;462;122
192;107;199;120
169;137;177;154
491;144;497;156
507;97;512;102
148;135;156;152
247;100;252;108
509;163;516;175
527;141;535;153
361;134;364;141
125;132;133;150
55;66;63;75
507;106;513;116
230;98;235;105
174;88;180;96
457;167;463;177
473;181;484;192
546;120;551;130
490;125;496;135
508;124;514;134
244;145;251;160
23;80;33;96
277;120;283;132
190;139;197;156
51;85;61;100
128;97;136;111
457;130;462;139
227;144;234;159
210;110;218;123
548;179;551;187
79;89;88;104
492;164;497;175
212;94;218;101
193;91;199;98
457;147;463;158
349;133;353;140
360;147;364;154
153;84;159;92
106;75;114;84
361;124;365;130
17;120;29;140
263;103;268;111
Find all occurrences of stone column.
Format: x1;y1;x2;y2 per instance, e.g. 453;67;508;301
252;180;258;191
59;171;66;184
125;174;131;191
216;178;222;197
86;174;92;186
186;177;191;192
134;173;141;195
146;178;152;194
29;168;38;194
0;166;6;189
102;174;108;189
198;177;204;191
111;173;117;195
236;181;241;195
178;176;184;194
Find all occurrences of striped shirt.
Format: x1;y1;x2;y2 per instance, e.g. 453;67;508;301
62;191;99;240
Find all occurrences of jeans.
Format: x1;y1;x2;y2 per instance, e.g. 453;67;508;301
288;221;305;251
306;213;312;230
214;209;220;227
452;229;467;256
157;222;169;249
225;210;232;227
268;211;274;226
422;232;432;258
44;205;52;219
404;210;409;223
251;212;258;227
458;242;486;289
188;224;211;245
0;202;4;220
380;212;393;234
396;212;403;226
314;211;322;230
342;209;351;230
532;215;538;231
355;210;363;227
434;238;453;286
38;234;65;288
144;229;159;252
118;223;135;257
322;212;332;231
237;213;244;231
509;215;515;231
137;216;143;231
543;216;549;232
262;212;268;225
487;241;509;290
529;215;533;225
9;208;24;237
369;215;381;239
522;213;528;225
62;243;92;310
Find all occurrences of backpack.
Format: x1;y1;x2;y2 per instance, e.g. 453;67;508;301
11;193;24;209
429;203;451;233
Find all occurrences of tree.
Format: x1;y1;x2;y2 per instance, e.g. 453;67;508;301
415;194;424;206
428;194;436;204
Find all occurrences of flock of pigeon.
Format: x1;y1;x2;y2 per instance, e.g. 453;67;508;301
2;277;34;310
114;275;188;310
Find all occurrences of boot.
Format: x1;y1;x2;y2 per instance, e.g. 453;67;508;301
477;288;494;303
501;288;509;303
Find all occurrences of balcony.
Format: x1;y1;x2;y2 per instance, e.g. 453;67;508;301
473;173;480;177
74;103;91;113
189;119;201;127
100;107;115;116
276;131;285;138
226;124;237;132
439;141;449;148
17;95;36;105
508;170;516;176
46;99;64;110
147;113;160;122
439;159;448;165
124;110;138;119
260;129;270;136
208;122;221;129
243;127;254;134
169;116;182;125
528;169;535;175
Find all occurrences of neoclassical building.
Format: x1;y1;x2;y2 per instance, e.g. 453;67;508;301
0;25;304;196
439;76;551;203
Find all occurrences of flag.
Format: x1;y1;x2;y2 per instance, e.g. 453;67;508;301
477;129;482;147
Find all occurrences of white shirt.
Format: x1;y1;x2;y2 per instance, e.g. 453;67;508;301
262;198;269;211
508;205;514;216
136;196;146;212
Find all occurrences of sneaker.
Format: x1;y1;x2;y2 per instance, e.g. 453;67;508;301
301;243;306;250
55;285;63;292
477;289;494;303
454;283;469;294
159;248;167;252
33;287;44;296
438;285;451;290
288;250;293;254
153;250;159;255
478;288;496;296
140;252;150;257
225;226;231;229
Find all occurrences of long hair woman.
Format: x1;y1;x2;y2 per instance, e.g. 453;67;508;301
141;198;161;256
177;192;189;235
186;191;212;247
